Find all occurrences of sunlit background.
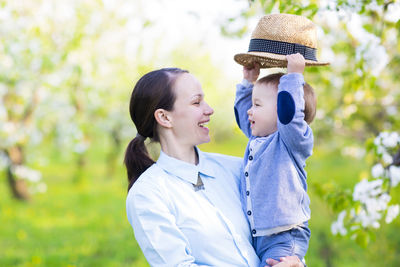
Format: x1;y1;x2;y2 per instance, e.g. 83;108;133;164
1;0;400;266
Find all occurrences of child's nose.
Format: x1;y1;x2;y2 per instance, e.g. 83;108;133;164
247;108;252;116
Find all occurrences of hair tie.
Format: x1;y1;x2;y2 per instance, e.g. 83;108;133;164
136;132;145;139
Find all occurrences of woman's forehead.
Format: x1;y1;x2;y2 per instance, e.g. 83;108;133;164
174;73;203;98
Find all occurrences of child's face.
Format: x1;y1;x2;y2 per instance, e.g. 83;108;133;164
247;82;278;137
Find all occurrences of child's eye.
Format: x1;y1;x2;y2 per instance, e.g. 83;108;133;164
193;101;200;105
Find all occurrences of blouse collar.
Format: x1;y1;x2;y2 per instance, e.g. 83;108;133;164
156;147;216;185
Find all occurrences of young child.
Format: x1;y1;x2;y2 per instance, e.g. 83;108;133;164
234;53;316;266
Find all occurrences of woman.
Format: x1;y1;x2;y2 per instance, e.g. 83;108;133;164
125;68;303;267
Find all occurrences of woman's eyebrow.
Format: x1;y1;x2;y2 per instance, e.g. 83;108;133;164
191;94;203;99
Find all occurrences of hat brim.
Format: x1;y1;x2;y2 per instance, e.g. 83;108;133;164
234;51;330;68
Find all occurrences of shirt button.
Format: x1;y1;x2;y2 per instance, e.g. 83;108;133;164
245;172;248;177
248;155;253;161
252;229;256;235
246;191;250;196
247;210;252;216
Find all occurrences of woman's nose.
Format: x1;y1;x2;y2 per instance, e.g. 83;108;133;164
204;102;214;115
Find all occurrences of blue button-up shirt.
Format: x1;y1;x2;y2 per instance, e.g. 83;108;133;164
126;148;260;267
234;73;312;235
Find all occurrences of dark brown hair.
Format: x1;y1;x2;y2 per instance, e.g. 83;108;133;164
124;68;188;190
257;72;317;124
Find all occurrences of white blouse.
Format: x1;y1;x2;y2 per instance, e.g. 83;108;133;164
126;149;260;267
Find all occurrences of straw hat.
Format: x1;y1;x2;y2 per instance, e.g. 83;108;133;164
234;14;329;68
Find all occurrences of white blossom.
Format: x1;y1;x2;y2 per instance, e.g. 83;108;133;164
382;153;393;165
341;146;365;159
0;151;10;170
336;131;400;236
358;209;381;228
381;132;399;148
371;163;384;178
12;165;42;183
349;14;389;75
74;141;89;154
389;166;400;187
353;193;390;228
365;194;390;215
375;144;386;155
386;205;399;224
331;210;347;235
386;106;397;116
386;2;400;23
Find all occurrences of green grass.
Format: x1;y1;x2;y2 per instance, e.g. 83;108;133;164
1;134;400;266
0;141;149;267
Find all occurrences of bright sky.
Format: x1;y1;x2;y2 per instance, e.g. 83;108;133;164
107;0;400;79
131;0;258;79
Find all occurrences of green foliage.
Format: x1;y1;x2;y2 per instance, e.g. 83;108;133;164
248;0;319;17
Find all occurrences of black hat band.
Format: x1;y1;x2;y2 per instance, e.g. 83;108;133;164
248;39;317;61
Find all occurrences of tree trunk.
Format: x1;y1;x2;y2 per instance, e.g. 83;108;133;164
5;147;30;201
106;128;122;178
73;153;86;183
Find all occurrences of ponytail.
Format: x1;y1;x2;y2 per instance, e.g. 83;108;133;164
124;135;154;191
125;67;188;191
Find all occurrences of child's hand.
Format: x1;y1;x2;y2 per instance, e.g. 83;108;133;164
286;53;305;74
243;63;260;84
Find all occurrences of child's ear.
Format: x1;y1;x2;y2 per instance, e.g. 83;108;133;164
154;109;172;128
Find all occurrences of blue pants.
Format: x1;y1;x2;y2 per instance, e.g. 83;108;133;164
254;223;310;267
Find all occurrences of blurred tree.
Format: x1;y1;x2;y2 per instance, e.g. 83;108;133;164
0;0;150;199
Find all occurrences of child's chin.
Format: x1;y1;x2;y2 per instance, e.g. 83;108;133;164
251;130;260;136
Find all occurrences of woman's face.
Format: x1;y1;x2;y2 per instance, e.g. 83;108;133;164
169;73;214;147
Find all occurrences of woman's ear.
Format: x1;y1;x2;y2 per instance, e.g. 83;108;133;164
154;109;172;128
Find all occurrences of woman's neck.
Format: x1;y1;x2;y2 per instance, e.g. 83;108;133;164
160;142;198;165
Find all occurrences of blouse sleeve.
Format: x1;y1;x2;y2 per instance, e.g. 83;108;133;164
126;180;206;267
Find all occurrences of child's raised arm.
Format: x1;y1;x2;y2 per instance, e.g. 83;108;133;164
277;54;313;160
234;63;260;138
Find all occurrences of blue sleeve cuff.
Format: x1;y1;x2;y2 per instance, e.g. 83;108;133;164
241;79;253;88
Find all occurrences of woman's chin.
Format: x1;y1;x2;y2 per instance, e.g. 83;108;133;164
197;134;211;145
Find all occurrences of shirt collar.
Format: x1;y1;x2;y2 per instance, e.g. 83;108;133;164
156;147;216;184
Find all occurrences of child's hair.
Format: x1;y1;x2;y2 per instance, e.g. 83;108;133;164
257;72;316;124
